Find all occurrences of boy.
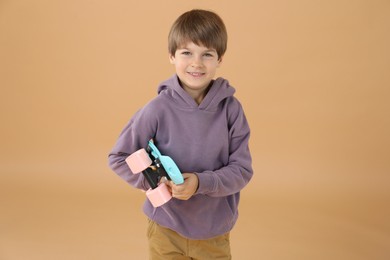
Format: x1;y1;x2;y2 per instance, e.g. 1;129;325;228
108;9;253;259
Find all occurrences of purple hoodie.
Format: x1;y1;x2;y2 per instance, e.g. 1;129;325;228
108;75;253;239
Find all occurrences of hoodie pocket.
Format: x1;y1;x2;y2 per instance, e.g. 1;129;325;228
221;197;236;226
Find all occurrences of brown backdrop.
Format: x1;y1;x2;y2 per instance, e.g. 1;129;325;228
1;0;389;259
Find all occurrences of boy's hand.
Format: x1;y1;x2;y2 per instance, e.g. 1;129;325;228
166;173;199;200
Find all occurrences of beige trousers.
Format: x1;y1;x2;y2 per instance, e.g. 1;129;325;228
147;219;232;260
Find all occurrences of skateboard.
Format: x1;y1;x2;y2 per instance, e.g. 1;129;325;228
125;140;184;207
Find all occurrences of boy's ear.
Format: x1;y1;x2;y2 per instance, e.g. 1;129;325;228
217;56;224;67
169;54;176;64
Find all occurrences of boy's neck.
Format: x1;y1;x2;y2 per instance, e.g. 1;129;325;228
180;81;213;105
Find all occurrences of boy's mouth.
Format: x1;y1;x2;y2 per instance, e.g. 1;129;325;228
188;72;205;77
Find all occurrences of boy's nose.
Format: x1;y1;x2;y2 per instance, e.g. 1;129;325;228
191;56;203;67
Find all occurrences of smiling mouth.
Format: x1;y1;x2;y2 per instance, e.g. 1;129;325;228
188;72;205;77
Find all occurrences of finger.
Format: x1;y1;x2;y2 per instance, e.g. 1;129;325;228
172;185;186;193
165;181;174;188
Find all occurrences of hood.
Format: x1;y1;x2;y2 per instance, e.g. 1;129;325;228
157;75;236;110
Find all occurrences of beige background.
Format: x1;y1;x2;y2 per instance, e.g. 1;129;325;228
1;0;390;259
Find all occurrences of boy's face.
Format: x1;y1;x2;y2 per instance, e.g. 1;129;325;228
169;42;223;97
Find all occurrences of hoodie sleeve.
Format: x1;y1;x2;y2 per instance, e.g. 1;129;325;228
108;106;157;190
195;99;253;197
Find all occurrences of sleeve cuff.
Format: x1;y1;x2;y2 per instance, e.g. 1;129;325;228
194;171;215;195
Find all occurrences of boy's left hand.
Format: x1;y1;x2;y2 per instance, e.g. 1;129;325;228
165;173;199;200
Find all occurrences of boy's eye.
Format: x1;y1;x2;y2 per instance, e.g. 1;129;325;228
181;51;191;55
204;53;214;57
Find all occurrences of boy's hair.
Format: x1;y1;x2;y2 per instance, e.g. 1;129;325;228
168;9;227;59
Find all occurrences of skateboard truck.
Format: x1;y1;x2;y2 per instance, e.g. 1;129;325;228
125;140;184;207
